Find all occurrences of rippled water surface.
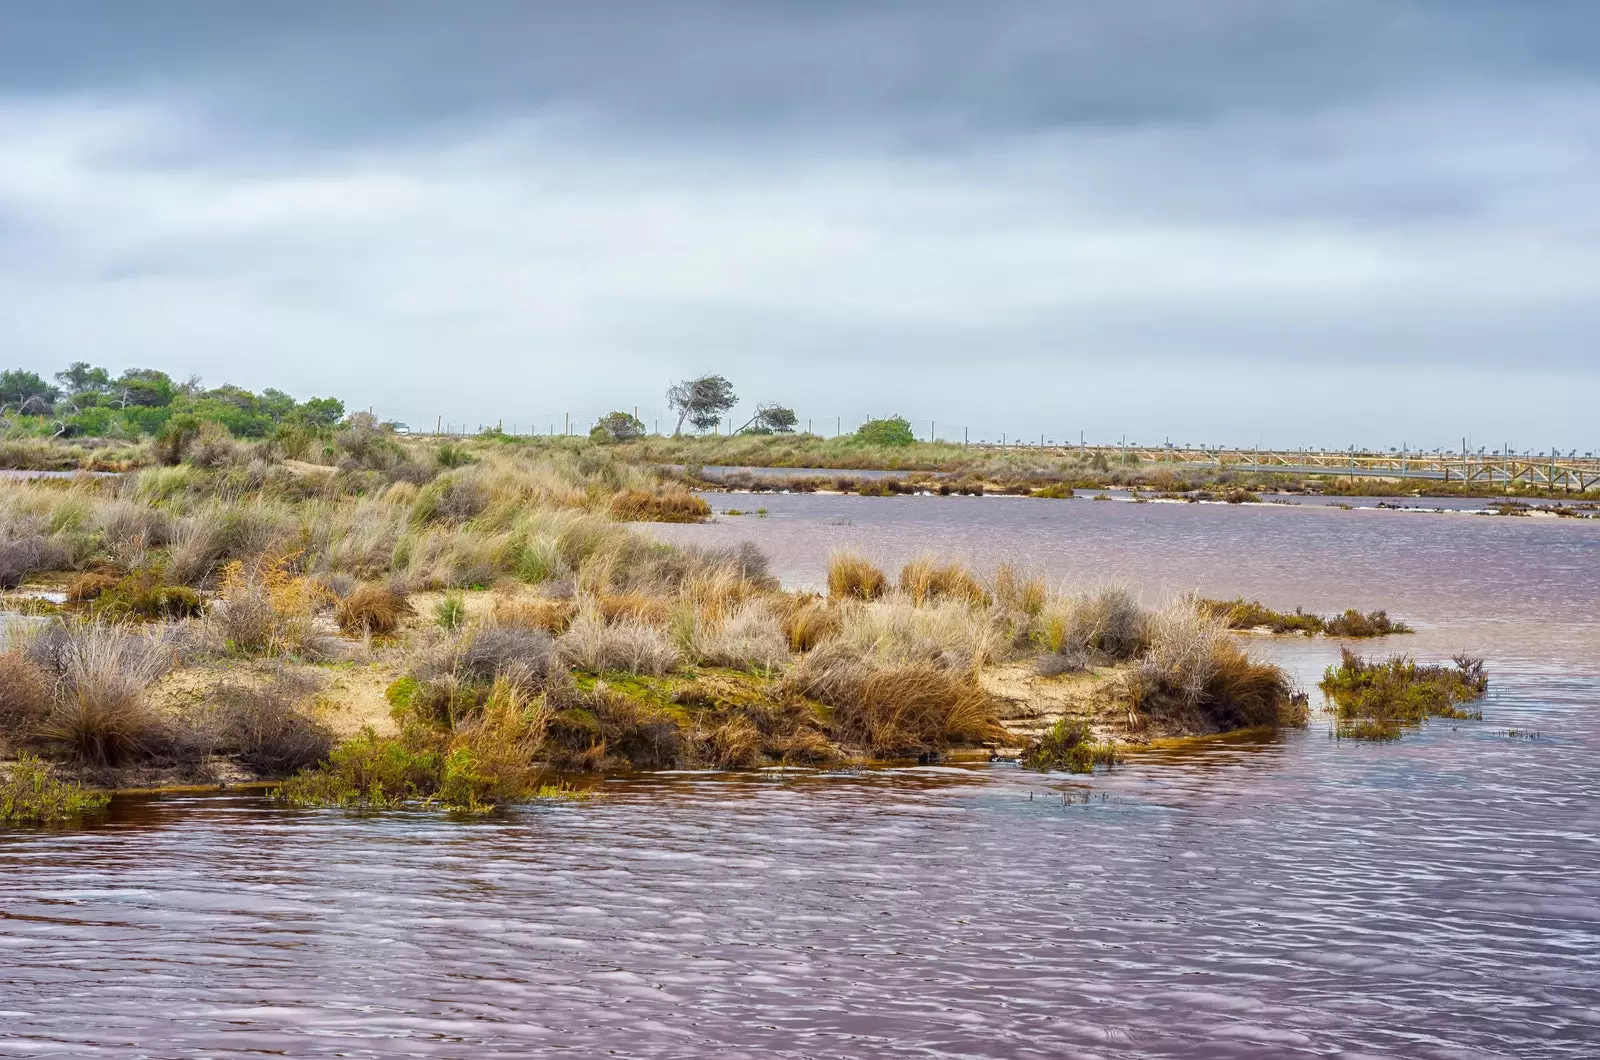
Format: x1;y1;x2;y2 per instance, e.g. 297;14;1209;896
4;496;1599;1058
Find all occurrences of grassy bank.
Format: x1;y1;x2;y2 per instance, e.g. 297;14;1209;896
613;434;1600;502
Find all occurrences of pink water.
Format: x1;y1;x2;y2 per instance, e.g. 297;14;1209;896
2;495;1597;1057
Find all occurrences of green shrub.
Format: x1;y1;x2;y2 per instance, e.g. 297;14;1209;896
1320;650;1487;740
435;590;468;630
854;416;915;447
1020;718;1120;773
1;754;111;823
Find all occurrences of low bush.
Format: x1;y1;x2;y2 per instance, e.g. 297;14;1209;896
66;570;121;603
1323;609;1413;638
1197;598;1324;635
335;581;412;636
212;675;335;776
89;569;204;621
399;625;564;730
0;533;71;590
1128;602;1301;731
207;558;336;659
279;686;549;811
1020;718;1120;773
1196;598;1413;638
827;552;888;600
1320;649;1487;739
1;754;111;823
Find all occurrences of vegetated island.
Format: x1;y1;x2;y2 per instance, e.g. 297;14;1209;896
0;365;1455;822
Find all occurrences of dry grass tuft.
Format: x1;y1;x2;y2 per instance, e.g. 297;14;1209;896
827;551;888;600
782;597;840;652
692;604;791;673
898;554;991;607
0;652;52;745
1128;601;1300;730
558;606;680;675
490;596;576;634
993;563;1047;617
335;581;413;636
791;645;1002;755
609;487;711;523
32;622;173;765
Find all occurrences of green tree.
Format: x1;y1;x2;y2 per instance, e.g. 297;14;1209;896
0;370;60;414
54;362;112;396
115;369;176;408
855;415;916;447
590;410;647;443
737;403;798;434
294;397;345;428
260;388;298;422
666;375;737;435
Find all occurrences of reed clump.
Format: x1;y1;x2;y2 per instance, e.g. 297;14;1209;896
26;622;174;766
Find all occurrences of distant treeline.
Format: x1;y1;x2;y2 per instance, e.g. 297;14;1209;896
0;363;351;440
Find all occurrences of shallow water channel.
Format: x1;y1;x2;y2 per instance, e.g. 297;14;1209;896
3;495;1598;1057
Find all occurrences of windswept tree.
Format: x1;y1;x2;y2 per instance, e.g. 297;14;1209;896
666;375;737;435
591;410;647;444
737;403;798;434
0;370;60;415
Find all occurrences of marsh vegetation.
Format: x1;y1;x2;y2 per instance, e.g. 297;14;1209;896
1320;649;1488;741
0;423;1322;810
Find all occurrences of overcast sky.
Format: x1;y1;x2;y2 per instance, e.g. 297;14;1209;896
2;1;1597;448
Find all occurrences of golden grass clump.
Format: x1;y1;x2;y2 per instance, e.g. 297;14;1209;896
335;581;414;636
791;647;1001;756
898;554;991;607
490;596;577;634
782;597;840;652
609;487;711;523
827;551;888;600
832;595;1002;671
993;562;1046;617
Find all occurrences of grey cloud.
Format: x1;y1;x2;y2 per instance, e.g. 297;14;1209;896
0;2;1598;445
